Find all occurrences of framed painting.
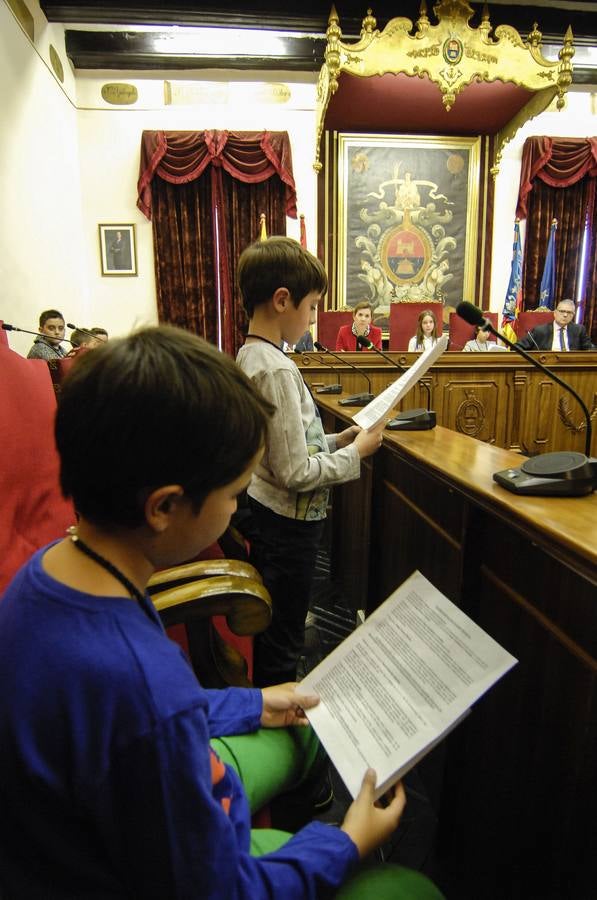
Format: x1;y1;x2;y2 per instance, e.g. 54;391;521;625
331;134;482;329
98;224;137;276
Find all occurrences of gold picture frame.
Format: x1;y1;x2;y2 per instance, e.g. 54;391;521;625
328;133;482;329
98;224;137;276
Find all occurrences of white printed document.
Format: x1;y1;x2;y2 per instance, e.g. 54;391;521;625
298;570;517;800
352;335;448;430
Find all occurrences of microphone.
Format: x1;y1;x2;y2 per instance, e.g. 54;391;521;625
1;323;74;345
304;352;342;394
356;335;436;431
523;329;540;351
314;341;374;406
456;302;596;496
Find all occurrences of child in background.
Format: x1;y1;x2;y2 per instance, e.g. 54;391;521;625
408;309;439;352
236;237;385;688
0;326;442;900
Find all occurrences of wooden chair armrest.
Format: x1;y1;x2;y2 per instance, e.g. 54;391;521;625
147;559;261;594
151;575;271;689
151;575;271;635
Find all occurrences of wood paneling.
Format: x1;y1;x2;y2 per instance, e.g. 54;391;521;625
299;351;597;455
317;395;597;899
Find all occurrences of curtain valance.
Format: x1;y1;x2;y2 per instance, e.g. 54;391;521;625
137;130;297;220
517;136;597;219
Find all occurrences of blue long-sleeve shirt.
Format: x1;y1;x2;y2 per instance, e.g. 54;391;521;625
0;547;357;898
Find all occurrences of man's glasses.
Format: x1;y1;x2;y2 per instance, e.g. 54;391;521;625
555;309;574;316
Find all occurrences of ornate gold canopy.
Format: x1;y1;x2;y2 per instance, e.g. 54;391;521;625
314;0;574;174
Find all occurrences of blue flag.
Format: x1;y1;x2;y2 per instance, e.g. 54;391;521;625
538;219;557;310
501;220;523;343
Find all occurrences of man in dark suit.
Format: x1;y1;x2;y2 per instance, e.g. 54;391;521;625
515;299;595;351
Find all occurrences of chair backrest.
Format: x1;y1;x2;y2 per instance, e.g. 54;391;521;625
316;310;353;351
448;310;499;350
0;347;75;593
515;309;553;338
388;302;444;350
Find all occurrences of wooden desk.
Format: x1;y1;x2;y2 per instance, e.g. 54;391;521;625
297;350;597;456
318;395;596;900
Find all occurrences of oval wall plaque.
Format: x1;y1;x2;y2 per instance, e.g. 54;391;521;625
101;83;138;105
49;44;64;83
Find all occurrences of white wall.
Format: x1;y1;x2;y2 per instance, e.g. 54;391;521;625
0;0;86;357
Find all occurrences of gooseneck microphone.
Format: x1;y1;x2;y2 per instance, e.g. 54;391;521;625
1;322;74;345
314;341;374;406
355;335;436;430
456;302;596;496
303;352;342;394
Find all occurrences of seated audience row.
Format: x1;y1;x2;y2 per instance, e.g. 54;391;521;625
26;309;108;360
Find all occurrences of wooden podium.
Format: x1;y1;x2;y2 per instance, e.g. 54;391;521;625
317;394;596;900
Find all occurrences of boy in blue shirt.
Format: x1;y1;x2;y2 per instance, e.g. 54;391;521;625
0;327;441;899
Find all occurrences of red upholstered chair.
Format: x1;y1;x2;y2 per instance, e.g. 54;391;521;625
388;302;444;350
515;309;553;339
448;311;499;350
0;321;9;347
0;346;76;594
316;310;353;350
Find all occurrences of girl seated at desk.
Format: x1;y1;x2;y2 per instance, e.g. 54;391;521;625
408;310;439;352
463;324;508;352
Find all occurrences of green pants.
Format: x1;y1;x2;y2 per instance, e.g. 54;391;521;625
212;727;444;899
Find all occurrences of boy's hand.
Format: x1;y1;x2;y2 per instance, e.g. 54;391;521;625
335;425;361;449
341;770;406;859
260;683;319;728
353;421;385;459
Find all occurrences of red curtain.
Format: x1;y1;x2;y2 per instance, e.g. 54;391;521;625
516;137;597;342
137;130;297;354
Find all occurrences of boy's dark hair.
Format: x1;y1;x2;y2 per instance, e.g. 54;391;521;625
353;301;372;315
69;328;88;348
55;326;274;528
90;327;108;338
238;236;327;317
39;309;64;327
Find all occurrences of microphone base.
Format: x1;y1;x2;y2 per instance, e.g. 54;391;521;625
493;451;597;497
316;384;342;394
386;409;437;431
339;392;374;407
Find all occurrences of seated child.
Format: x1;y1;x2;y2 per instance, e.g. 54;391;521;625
463;324;508;352
0;326;442;900
408;309;439;352
236;238;385;688
335;301;382;351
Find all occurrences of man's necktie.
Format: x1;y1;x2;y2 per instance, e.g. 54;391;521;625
559;327;566;350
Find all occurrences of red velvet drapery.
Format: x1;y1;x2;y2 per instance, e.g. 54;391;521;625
137;131;297;355
516;137;597;220
137;130;297;220
516;137;597;343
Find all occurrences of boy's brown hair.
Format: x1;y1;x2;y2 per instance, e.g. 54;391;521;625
238;236;327;317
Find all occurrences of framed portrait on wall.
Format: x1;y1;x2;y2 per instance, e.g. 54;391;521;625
328;133;482;329
98;224;137;276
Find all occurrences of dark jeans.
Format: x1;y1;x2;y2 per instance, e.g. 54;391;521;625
248;499;325;687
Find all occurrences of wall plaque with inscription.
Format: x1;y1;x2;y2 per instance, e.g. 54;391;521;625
101;83;138;105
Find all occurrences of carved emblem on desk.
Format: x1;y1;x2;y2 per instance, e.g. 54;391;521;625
456;390;485;437
558;393;597;433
